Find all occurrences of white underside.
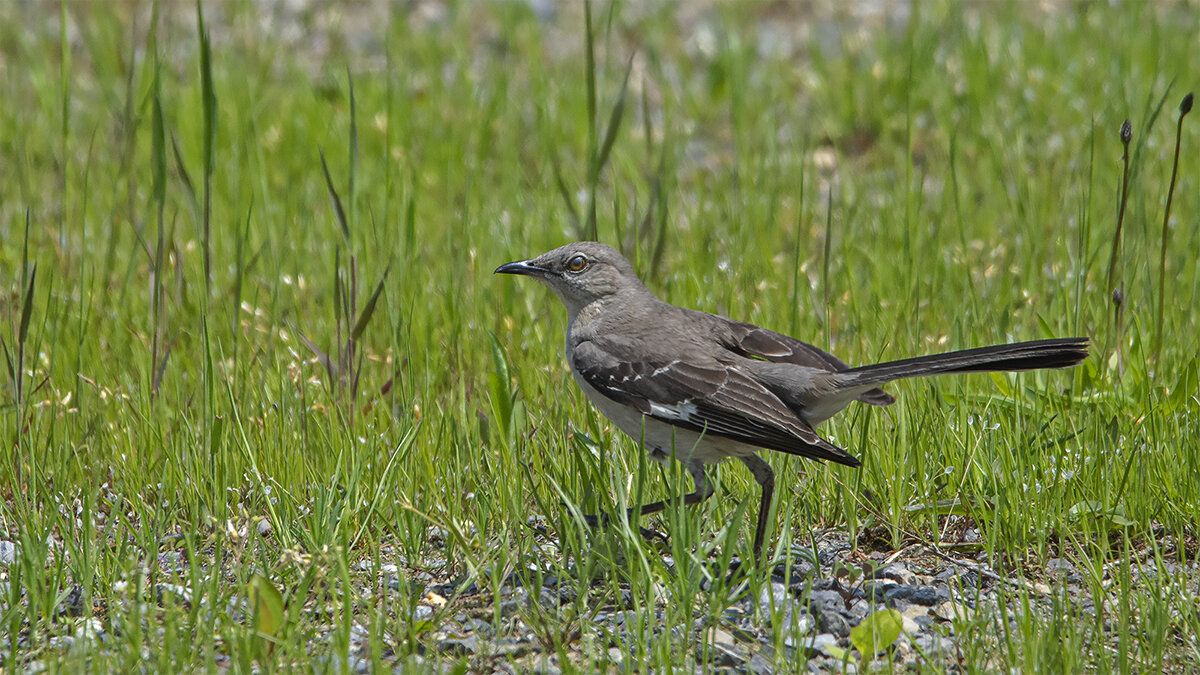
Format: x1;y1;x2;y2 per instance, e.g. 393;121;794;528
571;367;761;466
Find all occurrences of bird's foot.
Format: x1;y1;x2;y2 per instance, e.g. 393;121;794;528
580;513;608;527
579;512;668;543
636;525;669;543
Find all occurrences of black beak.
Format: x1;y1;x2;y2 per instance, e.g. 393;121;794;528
494;260;547;277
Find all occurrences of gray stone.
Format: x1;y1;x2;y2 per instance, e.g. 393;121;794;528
897;600;929;632
882;585;947;606
816;610;850;638
1045;558;1077;581
493;637;538;659
809;655;856;674
873;563;917;586
318;655;370;674
775;551;819;586
392;654;427;674
465;617;494;637
809;578;841;591
933;600;974;622
438;634;480;655
412;605;433;621
517;654;563;675
935;566;983;589
781;611;815;641
747;652;774;675
758;582;791;610
807;590;845;613
844;599;873;621
538;587;559;610
915;633;957;660
0;540;17;566
865;579;896;601
803;633;842;658
612;610;638;626
893;636;916;664
607;610;654;645
491;662;519;675
500;587;530;617
709;629;745;667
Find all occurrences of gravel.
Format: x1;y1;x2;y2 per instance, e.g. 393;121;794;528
352;530;1108;672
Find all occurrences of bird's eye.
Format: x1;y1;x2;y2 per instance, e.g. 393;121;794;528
566;255;588;272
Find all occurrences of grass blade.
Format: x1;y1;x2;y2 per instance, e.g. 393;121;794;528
593;54;634;178
1154;92;1192;368
17;267;36;348
170;133;199;217
320;148;350;241
349;263;392;343
347;68;358;235
197;0;217;296
551;154;581;233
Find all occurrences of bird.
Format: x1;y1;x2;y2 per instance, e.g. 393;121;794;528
495;241;1088;563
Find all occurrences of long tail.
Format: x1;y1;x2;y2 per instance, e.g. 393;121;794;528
838;337;1089;389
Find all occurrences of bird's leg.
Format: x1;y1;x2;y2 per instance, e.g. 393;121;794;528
738;454;775;565
630;462;713;516
580;462;712;543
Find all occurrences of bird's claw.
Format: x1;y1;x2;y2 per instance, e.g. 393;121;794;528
637;526;669;543
577;511;669;544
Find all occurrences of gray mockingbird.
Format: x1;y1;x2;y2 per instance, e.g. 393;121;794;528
495;241;1088;562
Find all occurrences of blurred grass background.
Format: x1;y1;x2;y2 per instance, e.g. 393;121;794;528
1;0;1198;671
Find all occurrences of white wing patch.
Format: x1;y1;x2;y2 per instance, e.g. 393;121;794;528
648;400;697;422
619;359;682;383
650;360;681;377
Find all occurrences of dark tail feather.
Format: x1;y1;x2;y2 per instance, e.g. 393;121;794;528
840;337;1089;388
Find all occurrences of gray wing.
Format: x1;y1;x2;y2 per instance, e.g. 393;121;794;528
717;316;896;407
572;338;861;466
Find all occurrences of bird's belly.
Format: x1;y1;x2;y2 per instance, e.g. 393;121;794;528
571;369;757;466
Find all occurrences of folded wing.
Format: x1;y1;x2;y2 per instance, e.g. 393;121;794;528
572;338;861;466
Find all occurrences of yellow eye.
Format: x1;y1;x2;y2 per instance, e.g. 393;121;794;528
566;255;587;272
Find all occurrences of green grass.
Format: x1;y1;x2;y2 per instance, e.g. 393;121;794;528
1;1;1198;672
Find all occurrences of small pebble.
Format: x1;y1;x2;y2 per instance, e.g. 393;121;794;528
817;610;850;638
882;584;947;606
803;632;841;658
874;563;917;586
0;538;17;564
437;634;479;655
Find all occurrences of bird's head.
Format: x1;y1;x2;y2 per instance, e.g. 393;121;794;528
495;241;647;318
